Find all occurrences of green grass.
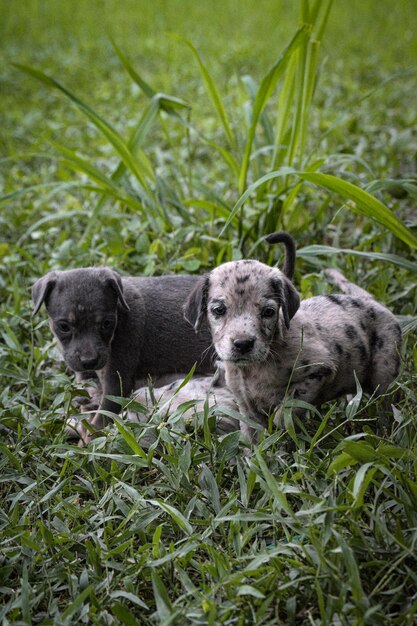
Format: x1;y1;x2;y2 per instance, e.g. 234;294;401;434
1;0;417;623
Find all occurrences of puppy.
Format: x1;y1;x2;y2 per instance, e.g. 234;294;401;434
32;267;215;443
184;232;402;443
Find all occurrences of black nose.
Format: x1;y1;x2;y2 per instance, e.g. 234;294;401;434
233;338;255;355
80;356;99;371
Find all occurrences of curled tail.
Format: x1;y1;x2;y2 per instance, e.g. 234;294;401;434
325;268;374;299
265;231;296;280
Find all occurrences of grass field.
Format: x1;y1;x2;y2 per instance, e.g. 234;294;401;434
1;1;417;624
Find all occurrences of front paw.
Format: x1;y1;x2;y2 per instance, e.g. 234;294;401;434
73;385;102;412
240;422;260;447
77;423;100;447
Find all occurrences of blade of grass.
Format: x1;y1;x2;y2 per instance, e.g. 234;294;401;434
148;499;194;536
298;39;320;166
173;34;235;147
332;530;369;612
221;168;417;248
112;416;148;458
151;571;173;622
315;0;335;42
13;63;154;193
238;24;309;195
299;171;417;248
255;448;293;514
297;244;417;273
0;181;83;206
61;584;94;624
111;38;190;116
110;93;189;187
272;52;297;170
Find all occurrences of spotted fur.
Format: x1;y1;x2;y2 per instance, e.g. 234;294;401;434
184;236;402;443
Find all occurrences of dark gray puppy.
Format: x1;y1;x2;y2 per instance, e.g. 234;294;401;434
32;268;214;442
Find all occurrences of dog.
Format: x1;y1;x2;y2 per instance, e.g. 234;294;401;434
184;232;402;443
32;267;215;443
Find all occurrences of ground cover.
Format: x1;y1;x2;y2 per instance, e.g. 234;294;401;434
1;1;417;623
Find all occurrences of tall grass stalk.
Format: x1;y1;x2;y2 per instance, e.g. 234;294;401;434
10;0;417;255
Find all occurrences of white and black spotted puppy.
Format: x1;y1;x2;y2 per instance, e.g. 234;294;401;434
184;232;402;443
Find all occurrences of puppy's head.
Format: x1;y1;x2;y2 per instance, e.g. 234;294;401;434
32;267;129;372
184;260;300;365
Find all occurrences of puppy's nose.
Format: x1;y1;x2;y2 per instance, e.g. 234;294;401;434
233;338;255;355
80;356;99;370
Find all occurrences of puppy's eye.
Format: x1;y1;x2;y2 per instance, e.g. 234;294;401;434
101;319;114;331
261;307;276;318
56;321;71;334
211;304;227;317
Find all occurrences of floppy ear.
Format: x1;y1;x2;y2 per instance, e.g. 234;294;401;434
183;275;209;331
32;272;58;315
271;275;300;329
105;269;130;311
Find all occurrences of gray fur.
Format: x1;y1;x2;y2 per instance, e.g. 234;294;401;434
130;367;238;433
33;267;214;442
184;258;402;444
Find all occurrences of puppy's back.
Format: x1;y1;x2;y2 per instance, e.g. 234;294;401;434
123;275;214;374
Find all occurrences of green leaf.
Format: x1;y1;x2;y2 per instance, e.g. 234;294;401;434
151;571;173;622
352;463;377;507
255;448;293;514
222;168;417;249
112;38;190;114
111;602;142;626
174;35;234;146
238;25;309;194
61;584;94;623
343;440;378;464
112;416;148;457
333;530;369;610
327;451;358;476
13;63;154;191
237;585;266;599
298;244;417;273
298;171;417;249
148;499;194;535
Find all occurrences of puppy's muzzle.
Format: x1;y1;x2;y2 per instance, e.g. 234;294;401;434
67;350;108;373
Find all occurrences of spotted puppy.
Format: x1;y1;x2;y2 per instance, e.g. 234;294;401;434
184;232;402;443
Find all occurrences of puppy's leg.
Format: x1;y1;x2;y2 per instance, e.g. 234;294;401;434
78;367;135;445
367;316;402;396
73;371;102;412
240;421;261;445
289;363;336;415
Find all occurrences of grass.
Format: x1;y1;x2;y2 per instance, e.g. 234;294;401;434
1;0;417;623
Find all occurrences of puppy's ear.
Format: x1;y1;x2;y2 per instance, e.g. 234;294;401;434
281;278;300;328
183;275;209;331
106;270;130;311
271;275;300;329
32;272;58;315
